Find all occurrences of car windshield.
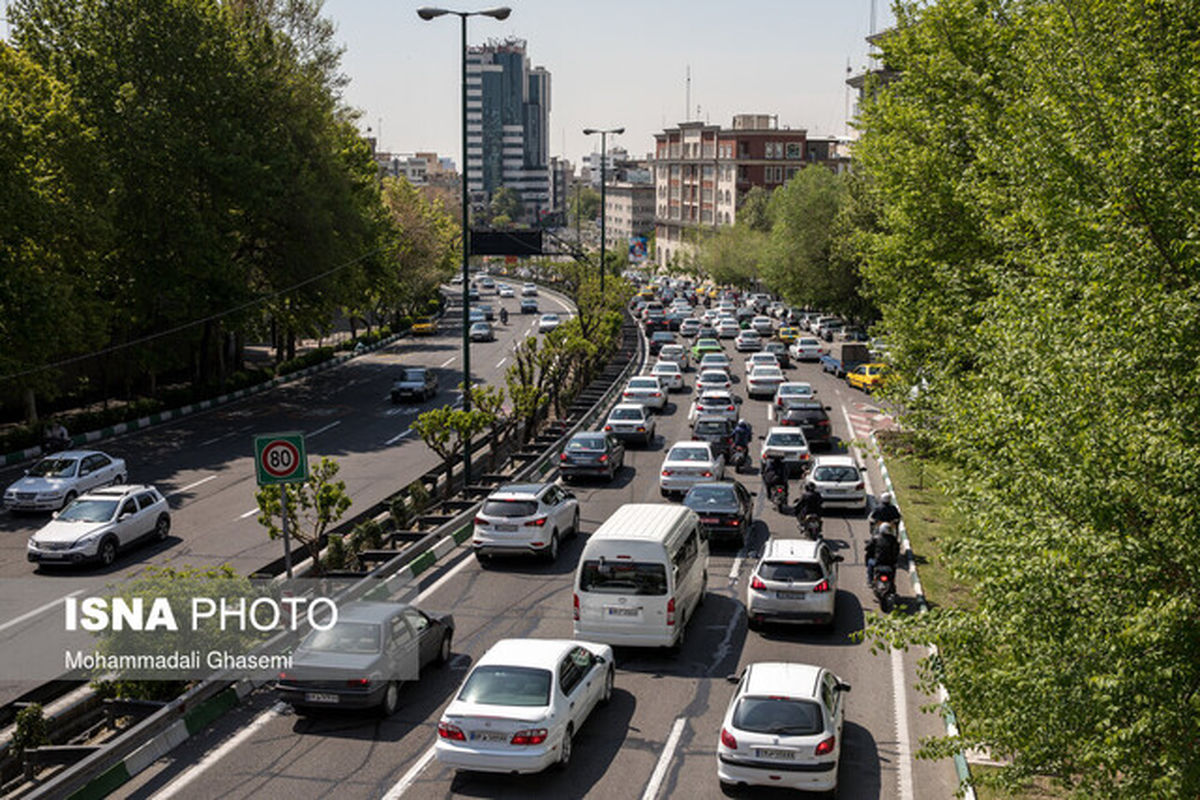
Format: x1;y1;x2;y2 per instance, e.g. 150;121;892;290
481;500;538;517
685;486;735;507
629;379;658;389
301;622;381;655
758;561;824;582
814;465;859;482
567;437;605;451
767;433;806;446
781;385;812;395
458;665;551;707
57;499;118;522
402;369;425;381
579;560;668;595
542;314;558;322
28;458;78;478
609;408;644;420
668;447;711;462
753;368;783;378
733;697;824;736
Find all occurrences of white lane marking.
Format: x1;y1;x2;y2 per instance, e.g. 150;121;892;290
306;420;341;438
496;357;507;368
767;403;774;422
198;433;231;447
151;702;287;800
892;645;916;800
0;590;84;634
380;744;438;800
440;356;456;368
168;475;216;497
641;716;687;800
385;429;415;446
238;508;259;519
728;554;744;581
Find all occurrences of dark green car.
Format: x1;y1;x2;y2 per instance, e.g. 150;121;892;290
691;337;724;360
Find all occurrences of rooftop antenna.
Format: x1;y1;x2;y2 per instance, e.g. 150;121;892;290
844;57;852;135
686;64;691;122
870;0;877;35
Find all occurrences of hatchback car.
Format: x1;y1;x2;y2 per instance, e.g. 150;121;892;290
679;318;701;338
560;433;625;483
520;297;539;314
26;484;169;567
691;415;736;460
391;367;438;403
602;403;656;446
5;451;128;512
746;366;786;399
473;483;580;563
746;539;842;630
660;441;725;498
778;401;834;448
717;661;849;793
650;361;685;391
760;426;812;474
658;343;690;369
683;481;753;545
689;390;740;424
621;376;667;410
743;352;779;374
807;455;867;509
277;601;454;716
750;316;774;336
435;638;614;774
648;331;676;355
691;338;723;360
763;341;790;368
789;337;825;361
773;382;816;408
538;313;562;333
469;321;495;342
734;330;762;352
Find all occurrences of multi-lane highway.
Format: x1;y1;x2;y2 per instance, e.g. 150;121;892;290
103;306;960;800
0;286;576;704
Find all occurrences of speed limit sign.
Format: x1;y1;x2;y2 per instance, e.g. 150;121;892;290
253;432;308;486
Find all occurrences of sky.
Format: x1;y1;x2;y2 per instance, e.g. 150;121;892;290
321;0;895;167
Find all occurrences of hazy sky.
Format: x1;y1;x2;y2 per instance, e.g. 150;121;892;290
322;0;895;166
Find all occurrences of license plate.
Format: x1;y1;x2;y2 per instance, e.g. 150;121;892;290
470;730;510;743
304;692;340;704
495;524;517;532
39;552;64;559
700;517;719;524
777;591;806;600
825;488;847;495
756;747;796;760
606;606;640;617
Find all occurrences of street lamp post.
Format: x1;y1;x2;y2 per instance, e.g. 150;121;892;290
583;127;623;294
418;6;510;488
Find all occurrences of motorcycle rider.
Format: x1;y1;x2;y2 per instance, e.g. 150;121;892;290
865;521;901;583
795;481;823;517
499;307;509;325
43;420;69;452
731;418;752;458
869;491;902;533
761;455;789;508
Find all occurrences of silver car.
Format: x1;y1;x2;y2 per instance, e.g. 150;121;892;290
746;538;841;630
473;483;580;563
5;451;128;511
27;485;169;567
603;403;656;446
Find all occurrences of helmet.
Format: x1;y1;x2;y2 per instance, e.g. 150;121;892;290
737;418;747;427
878;522;895;537
880;492;893;505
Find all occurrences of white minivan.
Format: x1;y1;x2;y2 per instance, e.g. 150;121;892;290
573;504;708;650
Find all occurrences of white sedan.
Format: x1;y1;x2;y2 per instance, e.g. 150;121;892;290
538;313;562;333
4;451;128;511
694;369;733;395
734;330;763;352
659;441;725;497
789;337;825;361
436;638;614;774
698;352;732;372
716;319;740;339
774;382;816;408
746;365;786;398
497;283;516;298
750;316;775;336
760;426;812;472
689;390;740;423
621;376;668;410
650;361;685;391
743;352;780;374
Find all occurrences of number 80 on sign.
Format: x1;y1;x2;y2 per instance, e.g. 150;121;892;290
253;433;308;486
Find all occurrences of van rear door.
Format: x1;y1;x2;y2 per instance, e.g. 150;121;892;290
576;557;671;640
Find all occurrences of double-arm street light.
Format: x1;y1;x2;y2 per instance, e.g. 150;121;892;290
583;127;623;294
417;5;510;486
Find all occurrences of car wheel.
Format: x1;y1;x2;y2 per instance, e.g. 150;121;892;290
660;488;670;499
474;551;491;567
544;531;559;562
670;613;687;653
61;491;77;510
748;615;762;632
557;724;574;768
379;680;400;717
98;536;118;568
436;632;453;666
154;513;171;541
570;511;580;538
601;666;614;704
112;473;127;487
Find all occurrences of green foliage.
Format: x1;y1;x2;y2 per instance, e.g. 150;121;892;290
412;406;492;497
698;224;768;288
737;186;773;233
256;457;352;574
406;480;430;515
854;2;1200;796
489;187;524;224
322;533;349;571
11;703;49;758
569;186;601;225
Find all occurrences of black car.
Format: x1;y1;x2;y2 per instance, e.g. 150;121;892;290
648;331;676;355
763;341;791;368
644;317;670;334
779;401;834;448
560;432;625;482
391;367;438;402
691;415;736;460
683;481;754;545
665;311;690;331
520;297;538;314
276;602;454;716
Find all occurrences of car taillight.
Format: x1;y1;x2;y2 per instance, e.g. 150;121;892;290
346;678;370;687
623;391;631;396
750;576;766;590
636;426;646;432
573;593;579;620
278;671;290;680
727;405;735;411
651;392;661;397
814;735;836;756
781;419;795;426
701;471;713;477
855;481;864;490
511;728;548;745
599;454;609;462
662;469;672;476
721;728;738;749
438;721;466;741
560;453;569;461
474;516;487;526
667;596;676;626
524;517;548;527
730;518;740;526
879;572;890;582
818;419;830;426
813;579;831;593
604;424;613;431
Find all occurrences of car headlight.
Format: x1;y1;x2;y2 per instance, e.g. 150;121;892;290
72;532;102;548
27;538;39;549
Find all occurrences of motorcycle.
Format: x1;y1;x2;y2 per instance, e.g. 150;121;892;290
768;483;788;513
41;436;70;455
730;443;749;473
871;564;897;612
499;308;509;325
800;513;823;541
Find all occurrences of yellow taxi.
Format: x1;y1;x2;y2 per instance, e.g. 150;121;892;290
411;317;438;336
776;326;800;344
846;363;891;393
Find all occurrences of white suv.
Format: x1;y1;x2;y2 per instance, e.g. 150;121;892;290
746;538;842;630
473;483;580;563
27;485;170;568
807;455;867;509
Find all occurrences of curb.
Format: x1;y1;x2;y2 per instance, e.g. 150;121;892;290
2;331;410;469
870;431;977;800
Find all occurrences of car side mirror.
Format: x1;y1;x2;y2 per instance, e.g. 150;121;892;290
119;512;132;521
833;555;844;563
825;406;833;411
835;683;852;692
51;511;59;519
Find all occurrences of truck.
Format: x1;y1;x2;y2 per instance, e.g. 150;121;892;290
819;343;872;378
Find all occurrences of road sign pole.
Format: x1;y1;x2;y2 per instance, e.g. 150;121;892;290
253;432;307;578
281;487;292;579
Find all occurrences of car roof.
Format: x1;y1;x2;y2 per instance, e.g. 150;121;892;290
609;403;648;414
766;426;805;436
81;484;155;498
779;382;813;389
743;661;823;699
591;503;694;540
693;415;733;425
668;440;713;451
42;450;107;460
478;639;590;668
814;454;859;468
490;483;551;499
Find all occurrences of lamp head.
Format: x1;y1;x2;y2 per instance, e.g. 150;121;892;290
417;7;449;20
582;128;597;135
613;127;625;135
480;7;511;19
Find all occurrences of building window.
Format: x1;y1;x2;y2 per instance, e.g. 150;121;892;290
765;166;784;183
670;165;680;178
786;142;803;159
786;167;800;180
702;165;714;178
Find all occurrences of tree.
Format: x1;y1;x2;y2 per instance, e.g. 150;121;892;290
411;406;491;497
737;186;773;233
568;186;601;226
697;224;768;288
469;383;509;470
489;187;524;225
256;457;352;575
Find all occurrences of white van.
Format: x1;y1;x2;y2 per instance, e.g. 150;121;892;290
573;504;708;649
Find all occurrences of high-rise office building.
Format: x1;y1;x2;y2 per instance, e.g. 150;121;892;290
466;38;550;223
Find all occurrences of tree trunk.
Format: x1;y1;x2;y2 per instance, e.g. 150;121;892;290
22;386;38;424
286;330;296;362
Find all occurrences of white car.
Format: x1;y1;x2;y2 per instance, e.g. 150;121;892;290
521;282;539;297
472;483;580;563
698;352;732;372
789;337;824;362
26;485;170;568
650;362;685;392
743;352;780;374
658;343;690;369
659;441;725;498
750;316;775;336
694;369;733;395
538;313;562;333
774;382;816;408
717;661;849;793
746;365;786;398
716;319;740;339
678;319;701;338
807;455;868;509
734;330;762;352
602;403;655;446
689;390;740;423
435;638;614;774
760;426;812;471
469;321;495;342
746;538;841;630
4;451;128;511
497;283;516;298
621;376;667;410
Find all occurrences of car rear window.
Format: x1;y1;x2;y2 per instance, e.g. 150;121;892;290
758;561;824;582
402;369;426;381
629;378;658;389
609;407;644;420
301;622;381;654
766;433;806;447
733;697;824;735
685;485;736;506
567;437;605;451
814;465;859;482
459;666;551;707
669;447;712;461
652;333;674;342
693;420;731;436
579;560;668;595
481;500;538;517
